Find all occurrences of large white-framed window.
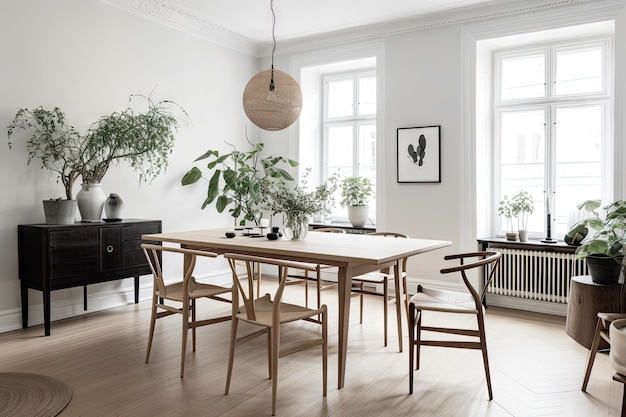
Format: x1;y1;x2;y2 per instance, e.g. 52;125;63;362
322;70;377;221
493;37;613;238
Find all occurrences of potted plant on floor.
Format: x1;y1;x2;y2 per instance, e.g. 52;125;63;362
181;139;297;226
7;107;84;224
573;199;626;284
340;176;374;227
511;190;535;242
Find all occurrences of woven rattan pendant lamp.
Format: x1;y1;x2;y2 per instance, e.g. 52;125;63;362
242;0;302;131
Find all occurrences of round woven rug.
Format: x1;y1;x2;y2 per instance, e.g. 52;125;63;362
0;372;72;417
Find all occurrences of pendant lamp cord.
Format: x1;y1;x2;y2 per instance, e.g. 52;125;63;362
269;0;276;91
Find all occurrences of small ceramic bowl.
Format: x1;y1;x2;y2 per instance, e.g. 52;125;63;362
266;233;279;240
225;232;236;238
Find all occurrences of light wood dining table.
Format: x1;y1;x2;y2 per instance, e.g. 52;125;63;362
142;227;451;389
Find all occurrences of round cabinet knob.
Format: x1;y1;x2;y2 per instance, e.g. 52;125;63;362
107;245;114;253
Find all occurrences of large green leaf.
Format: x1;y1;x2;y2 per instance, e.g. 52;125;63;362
181;166;202;185
193;149;219;162
216;195;230;213
207;170;221;202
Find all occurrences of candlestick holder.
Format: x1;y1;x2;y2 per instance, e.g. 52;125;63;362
541;214;558;243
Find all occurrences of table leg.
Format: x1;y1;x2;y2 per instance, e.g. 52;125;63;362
134;276;139;304
393;259;403;352
337;266;352;389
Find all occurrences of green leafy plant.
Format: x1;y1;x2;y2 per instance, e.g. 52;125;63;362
340;176;373;207
497;195;515;233
181;140;297;226
511;190;535;231
261;169;338;228
7;93;186;200
574;199;626;262
7;107;85;200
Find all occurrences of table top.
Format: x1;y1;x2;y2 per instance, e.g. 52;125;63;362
142;227;451;267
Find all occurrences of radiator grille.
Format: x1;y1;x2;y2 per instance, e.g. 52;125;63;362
486;247;587;304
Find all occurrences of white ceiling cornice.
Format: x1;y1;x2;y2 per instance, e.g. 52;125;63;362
101;0;601;57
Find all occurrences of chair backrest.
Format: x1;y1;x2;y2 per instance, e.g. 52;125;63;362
224;253;318;322
439;251;502;309
368;232;410;273
141;244;218;298
313;227;346;233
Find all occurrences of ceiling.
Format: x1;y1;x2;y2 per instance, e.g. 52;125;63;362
102;0;594;56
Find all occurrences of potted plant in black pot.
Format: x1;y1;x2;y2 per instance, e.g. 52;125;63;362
573;199;626;284
498;195;518;241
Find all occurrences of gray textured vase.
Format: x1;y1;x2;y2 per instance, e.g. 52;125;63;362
77;183;106;222
104;193;124;220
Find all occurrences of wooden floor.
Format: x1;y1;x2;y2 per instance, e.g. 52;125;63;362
1;281;623;417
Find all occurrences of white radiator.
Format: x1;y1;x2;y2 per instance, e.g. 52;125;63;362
486;246;588;304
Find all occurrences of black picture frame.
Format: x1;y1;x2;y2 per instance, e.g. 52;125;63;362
397;125;441;183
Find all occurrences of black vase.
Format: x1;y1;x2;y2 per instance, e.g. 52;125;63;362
586;255;622;285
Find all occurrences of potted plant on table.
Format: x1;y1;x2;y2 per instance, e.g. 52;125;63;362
181;140;298;226
511;190;535;242
340;176;374;227
573;199;626;284
262;170;338;240
8;107;85;224
7;93;186;223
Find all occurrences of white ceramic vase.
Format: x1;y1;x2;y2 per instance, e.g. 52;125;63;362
77;184;106;222
347;205;369;227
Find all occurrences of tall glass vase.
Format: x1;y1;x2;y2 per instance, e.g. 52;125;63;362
283;213;309;240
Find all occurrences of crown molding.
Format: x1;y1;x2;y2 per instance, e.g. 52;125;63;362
100;0;607;57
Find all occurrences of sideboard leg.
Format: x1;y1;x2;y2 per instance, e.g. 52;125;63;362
84;285;88;310
20;283;28;329
44;290;51;336
134;276;139;304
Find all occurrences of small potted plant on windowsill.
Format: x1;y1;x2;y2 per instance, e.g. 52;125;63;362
511;190;535;242
573;199;626;284
340;176;374;228
498;195;518;241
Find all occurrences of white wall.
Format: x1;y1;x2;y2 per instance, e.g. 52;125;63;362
0;0;257;332
0;0;625;333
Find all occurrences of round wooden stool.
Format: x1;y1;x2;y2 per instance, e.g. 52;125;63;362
566;275;622;349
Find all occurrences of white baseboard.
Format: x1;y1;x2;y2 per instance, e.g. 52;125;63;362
0;267;233;335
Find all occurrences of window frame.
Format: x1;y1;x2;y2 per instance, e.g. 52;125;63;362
492;36;613;239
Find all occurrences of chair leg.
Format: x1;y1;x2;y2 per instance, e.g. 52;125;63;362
267;327;273;379
304;270;309;308
191;299;197;352
582;317;604;392
224;316;239;395
271;326;280;416
408;301;416;394
383;280;388;347
477;312;493;400
415;309;422;370
180;300;190;378
322;306;328;397
145;294;158;364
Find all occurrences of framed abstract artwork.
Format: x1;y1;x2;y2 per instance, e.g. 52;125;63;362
396;125;441;183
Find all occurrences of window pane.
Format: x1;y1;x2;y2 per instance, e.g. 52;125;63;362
358;76;376;115
554;105;603;234
499;110;545;233
327;79;353;118
555;46;603;96
326;125;354;178
500;54;545;101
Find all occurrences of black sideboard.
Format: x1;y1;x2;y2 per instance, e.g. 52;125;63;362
18;219;161;335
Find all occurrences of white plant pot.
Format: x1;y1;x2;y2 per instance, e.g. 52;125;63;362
610;319;626;376
77;183;106;222
348;205;369;227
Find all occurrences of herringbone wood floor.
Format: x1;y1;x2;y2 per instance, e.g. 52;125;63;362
0;281;622;416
